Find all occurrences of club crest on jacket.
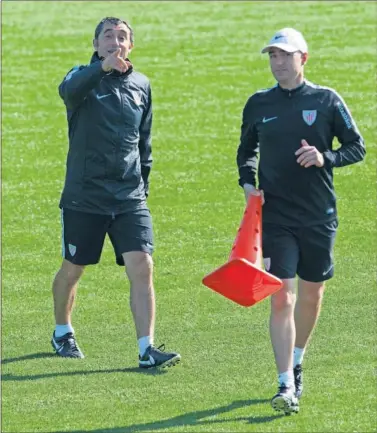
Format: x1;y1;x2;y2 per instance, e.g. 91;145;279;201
302;110;317;126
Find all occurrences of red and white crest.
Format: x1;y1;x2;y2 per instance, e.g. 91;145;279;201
302;110;317;126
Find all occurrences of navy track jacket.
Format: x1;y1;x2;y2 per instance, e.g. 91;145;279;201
237;81;366;226
59;53;152;215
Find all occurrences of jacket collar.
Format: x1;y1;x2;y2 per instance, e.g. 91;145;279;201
277;80;306;94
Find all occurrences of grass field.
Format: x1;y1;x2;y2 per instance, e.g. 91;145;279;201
1;1;376;432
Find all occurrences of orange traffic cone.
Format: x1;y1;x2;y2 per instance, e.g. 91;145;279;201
202;194;282;306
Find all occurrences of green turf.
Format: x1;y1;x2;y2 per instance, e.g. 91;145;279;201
2;1;376;432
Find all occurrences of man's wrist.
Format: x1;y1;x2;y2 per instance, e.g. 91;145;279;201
101;61;112;72
243;183;257;191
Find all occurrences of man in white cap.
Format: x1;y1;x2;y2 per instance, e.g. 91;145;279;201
237;28;365;414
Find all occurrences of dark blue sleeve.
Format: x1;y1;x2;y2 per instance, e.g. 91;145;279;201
58;62;106;111
323;91;366;167
138;84;153;197
237;97;259;187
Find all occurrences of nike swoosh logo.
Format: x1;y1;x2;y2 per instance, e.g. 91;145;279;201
52;338;64;352
262;116;278;123
322;264;334;276
96;93;111;100
139;354;156;366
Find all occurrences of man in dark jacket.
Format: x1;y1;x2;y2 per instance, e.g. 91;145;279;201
51;17;180;369
237;28;365;414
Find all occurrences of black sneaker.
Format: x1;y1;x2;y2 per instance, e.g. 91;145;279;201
271;383;299;415
294;364;303;399
51;332;84;358
139;344;181;369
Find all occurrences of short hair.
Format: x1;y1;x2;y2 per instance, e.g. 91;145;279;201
94;17;134;43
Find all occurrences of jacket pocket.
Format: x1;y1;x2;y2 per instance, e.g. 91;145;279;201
84;152;106;180
119;150;141;184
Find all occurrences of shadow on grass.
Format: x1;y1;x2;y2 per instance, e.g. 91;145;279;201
3;355;284;429
52;399;282;432
1;352;55;364
1;352;169;380
2;367;167;381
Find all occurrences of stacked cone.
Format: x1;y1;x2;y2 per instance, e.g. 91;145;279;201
202;194;282;307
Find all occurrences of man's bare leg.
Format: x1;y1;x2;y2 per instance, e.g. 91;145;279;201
51;259;85;358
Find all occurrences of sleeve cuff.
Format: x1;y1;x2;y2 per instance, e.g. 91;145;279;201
238;178;256;188
322;151;337;168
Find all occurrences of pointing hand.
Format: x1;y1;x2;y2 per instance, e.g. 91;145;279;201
102;48;132;73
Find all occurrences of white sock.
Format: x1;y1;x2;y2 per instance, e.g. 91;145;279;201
55;324;74;338
278;370;294;388
293;347;305;367
138;336;153;356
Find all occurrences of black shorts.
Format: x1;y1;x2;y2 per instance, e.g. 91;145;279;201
262;221;338;282
61;208;154;266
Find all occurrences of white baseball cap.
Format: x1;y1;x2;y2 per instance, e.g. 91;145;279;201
261;28;308;54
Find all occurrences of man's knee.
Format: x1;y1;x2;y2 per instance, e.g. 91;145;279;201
123;251;153;283
271;279;296;312
298;279;325;305
56;260;85;285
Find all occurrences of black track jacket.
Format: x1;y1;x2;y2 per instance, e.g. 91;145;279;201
237;80;365;226
59;53;152;215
